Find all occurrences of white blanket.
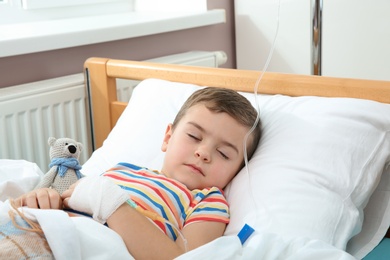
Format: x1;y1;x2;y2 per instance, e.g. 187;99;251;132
0;200;133;260
0;160;356;259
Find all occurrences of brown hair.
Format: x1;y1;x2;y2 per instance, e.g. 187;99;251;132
172;87;261;161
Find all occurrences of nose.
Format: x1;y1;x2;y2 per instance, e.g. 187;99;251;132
68;145;77;154
195;146;210;162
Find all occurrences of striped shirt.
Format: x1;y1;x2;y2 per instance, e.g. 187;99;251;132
102;162;230;240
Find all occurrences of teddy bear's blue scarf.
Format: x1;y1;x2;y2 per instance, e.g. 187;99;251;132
49;158;83;179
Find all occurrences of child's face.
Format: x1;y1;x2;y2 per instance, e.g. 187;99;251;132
161;104;250;190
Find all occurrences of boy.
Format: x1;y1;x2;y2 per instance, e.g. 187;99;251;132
16;87;261;259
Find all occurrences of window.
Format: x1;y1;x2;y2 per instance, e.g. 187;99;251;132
21;0;124;10
0;0;132;24
135;0;206;12
0;0;219;58
0;0;207;24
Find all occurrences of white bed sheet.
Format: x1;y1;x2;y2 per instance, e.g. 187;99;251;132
0;200;133;260
0;159;356;259
0;201;356;260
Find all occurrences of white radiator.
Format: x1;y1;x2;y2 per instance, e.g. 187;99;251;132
0;51;227;172
0;75;89;172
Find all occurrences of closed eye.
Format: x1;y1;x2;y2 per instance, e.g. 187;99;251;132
188;133;201;141
218;150;229;160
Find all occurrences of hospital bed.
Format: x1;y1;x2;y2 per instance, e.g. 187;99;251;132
1;57;389;259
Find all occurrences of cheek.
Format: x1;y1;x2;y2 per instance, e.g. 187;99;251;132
210;160;239;187
166;135;191;158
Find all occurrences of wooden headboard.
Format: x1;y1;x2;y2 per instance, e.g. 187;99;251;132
84;57;390;150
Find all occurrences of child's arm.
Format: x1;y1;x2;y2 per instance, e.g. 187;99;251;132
106;203;226;259
62;176;226;259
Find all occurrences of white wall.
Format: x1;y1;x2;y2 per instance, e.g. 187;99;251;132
235;0;311;74
322;0;390;81
235;0;390;81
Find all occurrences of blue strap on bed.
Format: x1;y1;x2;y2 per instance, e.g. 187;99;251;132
237;224;255;245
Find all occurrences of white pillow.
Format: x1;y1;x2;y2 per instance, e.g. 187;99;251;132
82;78;390;258
0;159;43;201
346;166;390;259
223;93;390;254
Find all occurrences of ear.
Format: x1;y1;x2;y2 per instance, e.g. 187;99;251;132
77;142;83;152
161;124;173;152
48;137;56;146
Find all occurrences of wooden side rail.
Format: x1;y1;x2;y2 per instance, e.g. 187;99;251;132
84;57;390;149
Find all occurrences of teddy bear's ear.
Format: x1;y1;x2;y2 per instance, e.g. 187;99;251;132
48;137;56;146
77;142;83;152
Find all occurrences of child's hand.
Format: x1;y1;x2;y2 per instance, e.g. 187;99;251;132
14;188;62;209
61;176;129;224
61;181;79;208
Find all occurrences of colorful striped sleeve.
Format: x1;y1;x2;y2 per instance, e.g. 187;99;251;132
184;187;230;227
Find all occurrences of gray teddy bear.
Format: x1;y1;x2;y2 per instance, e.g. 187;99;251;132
35;137;84;195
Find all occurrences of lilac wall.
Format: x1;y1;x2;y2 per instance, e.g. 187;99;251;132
0;0;235;88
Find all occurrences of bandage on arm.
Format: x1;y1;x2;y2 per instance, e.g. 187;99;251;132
68;176;129;224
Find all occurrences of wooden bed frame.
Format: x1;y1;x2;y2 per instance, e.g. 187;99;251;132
84;57;390;150
84;57;390;238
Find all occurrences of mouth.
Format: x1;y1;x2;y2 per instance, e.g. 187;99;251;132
185;164;205;176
